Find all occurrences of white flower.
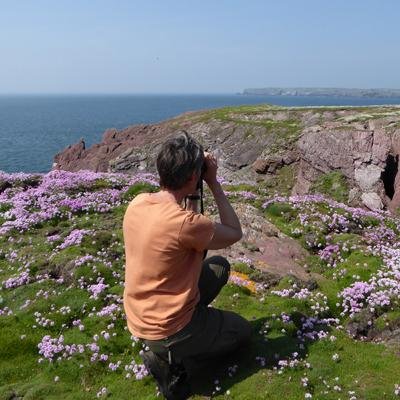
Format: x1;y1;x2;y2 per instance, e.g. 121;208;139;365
301;377;309;387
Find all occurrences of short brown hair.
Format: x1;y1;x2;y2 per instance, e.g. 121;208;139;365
156;130;204;190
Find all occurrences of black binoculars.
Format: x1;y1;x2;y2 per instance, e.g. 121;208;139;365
196;161;207;190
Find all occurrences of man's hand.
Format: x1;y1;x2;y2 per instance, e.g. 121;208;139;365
203;152;218;187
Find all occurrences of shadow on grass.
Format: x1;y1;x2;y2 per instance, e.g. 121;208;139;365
186;313;327;398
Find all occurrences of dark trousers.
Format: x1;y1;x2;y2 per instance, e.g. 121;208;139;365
143;255;252;376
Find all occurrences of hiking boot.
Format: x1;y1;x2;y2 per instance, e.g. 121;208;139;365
140;350;191;400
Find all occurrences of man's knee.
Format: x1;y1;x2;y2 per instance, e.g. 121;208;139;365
206;255;230;285
228;311;251;345
238;318;252;344
222;310;252;348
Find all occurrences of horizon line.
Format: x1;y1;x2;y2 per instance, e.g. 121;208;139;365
2;87;400;96
0;92;241;96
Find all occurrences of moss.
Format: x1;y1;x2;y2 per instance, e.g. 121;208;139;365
310;171;349;203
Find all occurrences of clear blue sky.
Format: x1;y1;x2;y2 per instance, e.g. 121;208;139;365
1;0;399;94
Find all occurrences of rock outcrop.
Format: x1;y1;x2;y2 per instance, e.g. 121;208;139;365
52;105;400;213
207;203;314;285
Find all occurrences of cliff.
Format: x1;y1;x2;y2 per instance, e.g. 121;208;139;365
53;105;400;214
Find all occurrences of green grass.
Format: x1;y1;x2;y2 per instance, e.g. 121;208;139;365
231;262;255;276
375;310;400;331
193;105;303;156
310;171;349;203
263;164;298;196
263;202;303;237
121;182;159;202
1;181;400;400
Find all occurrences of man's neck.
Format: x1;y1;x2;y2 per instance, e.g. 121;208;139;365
158;188;185;205
158;186;200;207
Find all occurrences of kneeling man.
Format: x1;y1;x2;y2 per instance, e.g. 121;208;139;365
123;131;251;399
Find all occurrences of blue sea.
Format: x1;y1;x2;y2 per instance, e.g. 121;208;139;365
1;94;400;174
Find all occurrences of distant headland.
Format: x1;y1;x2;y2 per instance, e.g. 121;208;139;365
241;87;400;97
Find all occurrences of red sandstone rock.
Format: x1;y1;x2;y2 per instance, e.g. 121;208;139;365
52;106;400;214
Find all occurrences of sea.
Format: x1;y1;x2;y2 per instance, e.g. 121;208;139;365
1;94;400;174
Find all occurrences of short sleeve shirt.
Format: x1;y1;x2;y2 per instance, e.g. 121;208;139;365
179;212;215;252
122;192;215;340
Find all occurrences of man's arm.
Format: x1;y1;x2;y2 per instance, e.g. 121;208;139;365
208;180;241;234
201;152;242;249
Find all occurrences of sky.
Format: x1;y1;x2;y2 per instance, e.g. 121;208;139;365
0;0;399;94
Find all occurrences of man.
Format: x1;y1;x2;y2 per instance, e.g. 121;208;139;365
123;131;251;399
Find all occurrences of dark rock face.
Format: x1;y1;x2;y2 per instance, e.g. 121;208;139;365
252;155;286;174
0;180;12;193
52;106;400;213
346;309;376;339
346;310;400;348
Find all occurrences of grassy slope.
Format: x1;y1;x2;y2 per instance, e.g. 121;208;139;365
0;178;399;400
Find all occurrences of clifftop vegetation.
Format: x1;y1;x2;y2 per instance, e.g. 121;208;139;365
1;168;400;399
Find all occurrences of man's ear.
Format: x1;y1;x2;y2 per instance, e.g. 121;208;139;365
189;170;200;183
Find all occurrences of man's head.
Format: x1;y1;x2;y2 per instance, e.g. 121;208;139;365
156;130;204;190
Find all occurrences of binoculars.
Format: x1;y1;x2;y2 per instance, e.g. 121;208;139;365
196;161;207;190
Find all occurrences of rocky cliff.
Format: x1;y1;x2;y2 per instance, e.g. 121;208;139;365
52;105;400;213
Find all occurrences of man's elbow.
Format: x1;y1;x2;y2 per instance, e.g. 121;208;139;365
235;228;243;242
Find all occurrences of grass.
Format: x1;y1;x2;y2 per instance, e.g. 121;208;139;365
264;164;298;196
192;104;303;156
310;171;349;203
1;181;400;399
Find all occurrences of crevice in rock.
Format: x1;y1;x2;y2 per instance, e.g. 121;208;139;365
380;154;399;199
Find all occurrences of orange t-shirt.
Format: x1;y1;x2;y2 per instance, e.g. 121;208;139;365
122;192;216;340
